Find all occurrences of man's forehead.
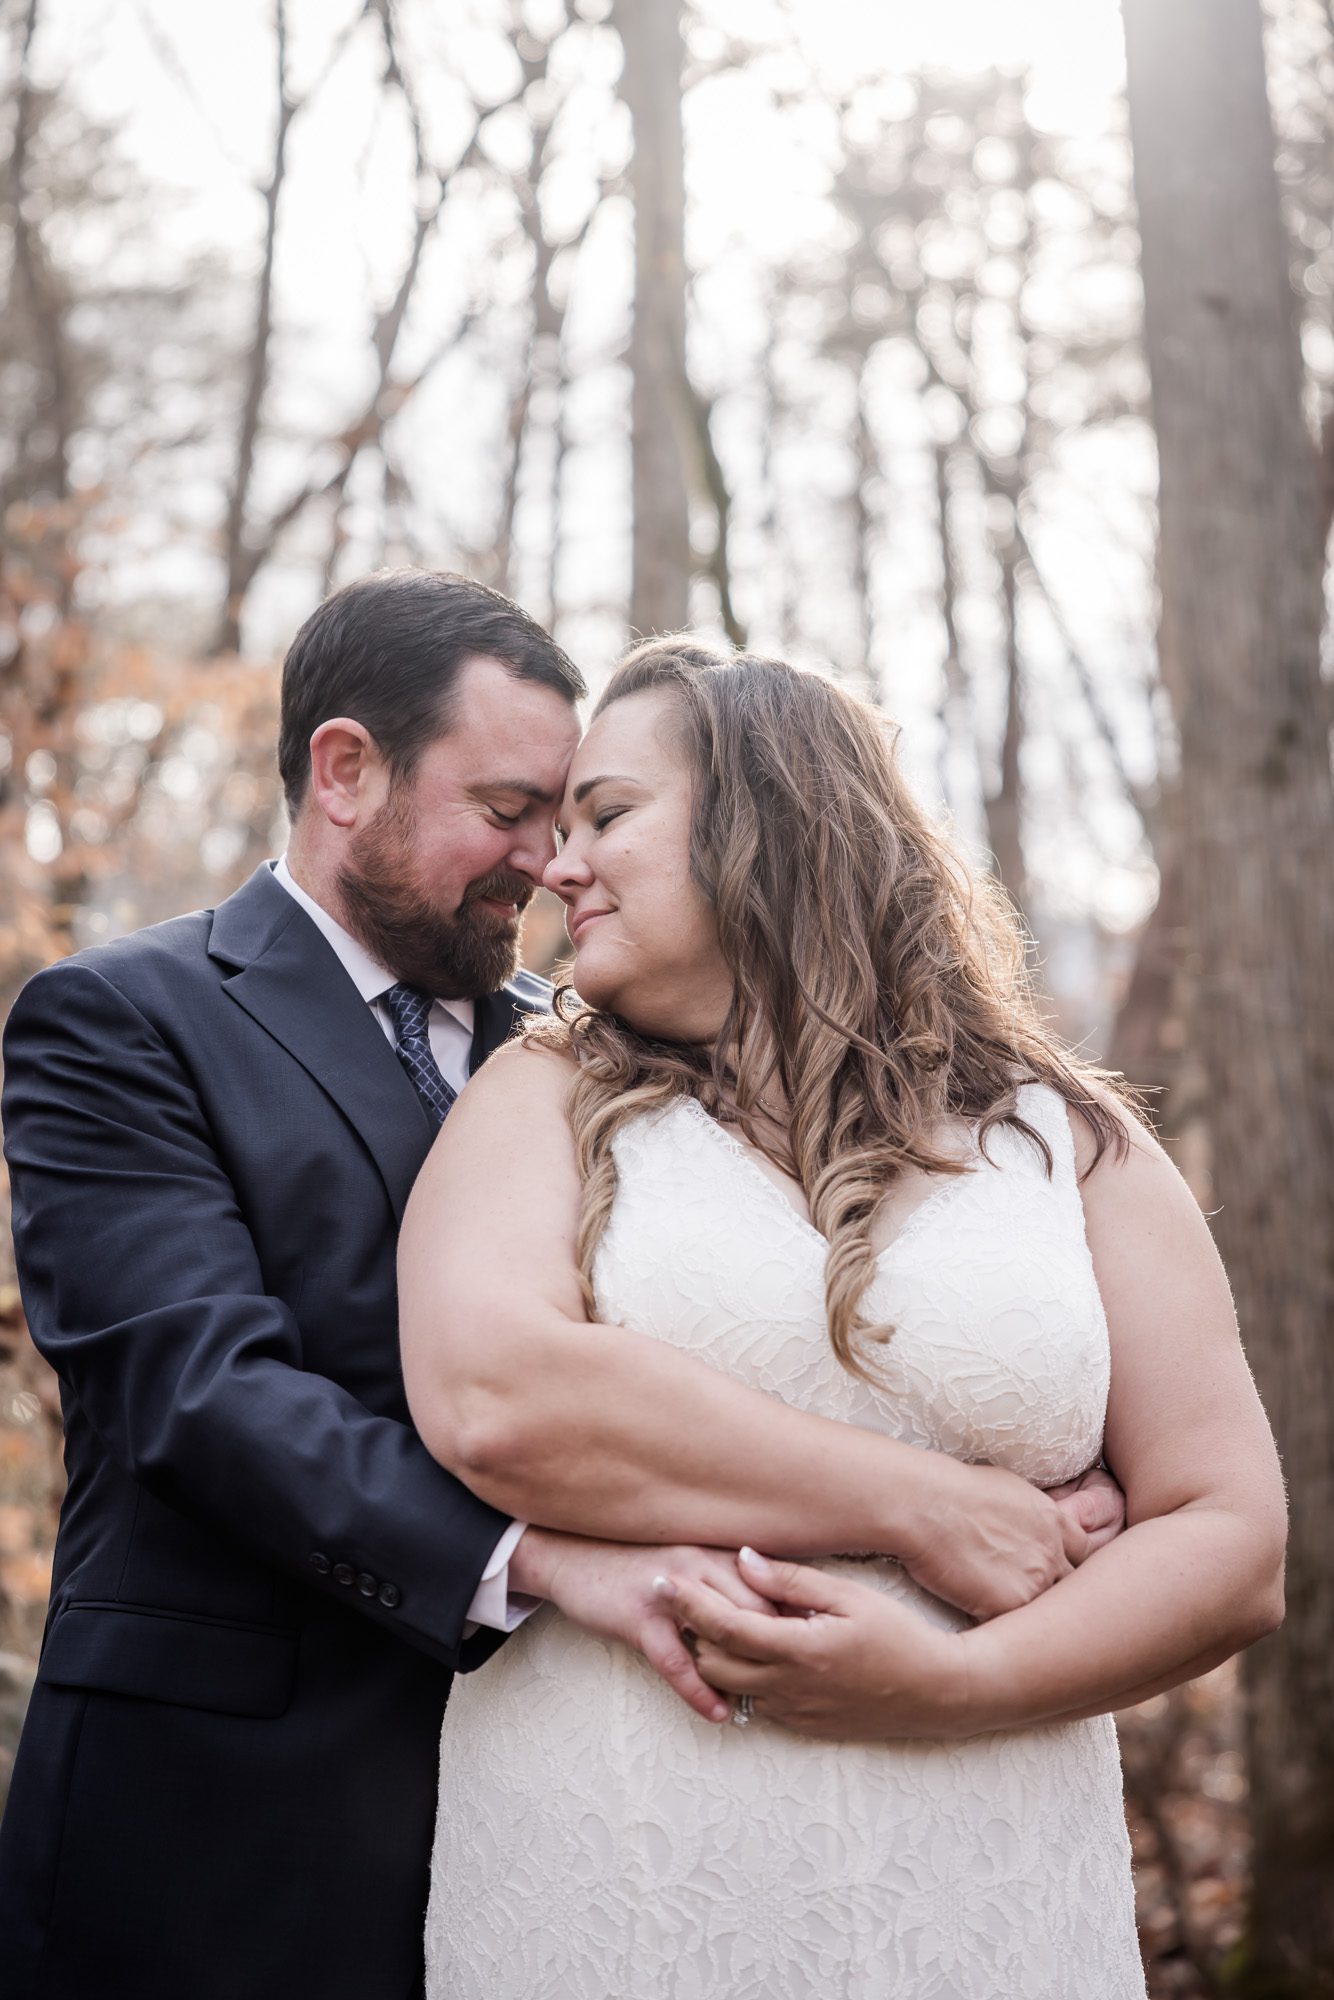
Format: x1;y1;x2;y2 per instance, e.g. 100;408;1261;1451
447;664;580;762
454;652;576;716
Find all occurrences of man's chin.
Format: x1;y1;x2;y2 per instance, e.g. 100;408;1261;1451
414;921;523;999
338;848;528;997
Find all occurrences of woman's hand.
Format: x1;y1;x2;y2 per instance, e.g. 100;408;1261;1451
656;1547;974;1742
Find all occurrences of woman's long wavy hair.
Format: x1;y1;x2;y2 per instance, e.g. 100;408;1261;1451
530;638;1140;1381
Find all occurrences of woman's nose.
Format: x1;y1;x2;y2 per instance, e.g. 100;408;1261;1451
543;835;591;899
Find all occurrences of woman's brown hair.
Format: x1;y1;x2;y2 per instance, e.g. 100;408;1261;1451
530;637;1140;1380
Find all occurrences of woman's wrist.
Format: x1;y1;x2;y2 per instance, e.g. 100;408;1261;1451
950;1621;1017;1736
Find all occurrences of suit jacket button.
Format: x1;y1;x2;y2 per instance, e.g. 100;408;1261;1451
356;1572;377;1597
309;1553;331;1576
333;1563;355;1587
378;1582;401;1609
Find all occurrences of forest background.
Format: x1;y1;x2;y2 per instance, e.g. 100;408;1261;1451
0;0;1331;1993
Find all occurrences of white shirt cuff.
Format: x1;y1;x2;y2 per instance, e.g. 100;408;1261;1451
462;1521;539;1636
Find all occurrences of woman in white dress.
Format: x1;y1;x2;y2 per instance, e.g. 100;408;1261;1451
399;641;1285;2000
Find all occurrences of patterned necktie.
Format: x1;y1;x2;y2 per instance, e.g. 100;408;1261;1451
383;983;458;1128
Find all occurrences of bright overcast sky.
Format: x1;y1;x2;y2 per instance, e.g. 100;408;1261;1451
44;2;1128;238
29;0;1156;944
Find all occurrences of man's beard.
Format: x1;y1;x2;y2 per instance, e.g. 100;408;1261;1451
336;791;534;999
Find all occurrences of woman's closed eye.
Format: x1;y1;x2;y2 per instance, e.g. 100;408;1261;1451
594;806;627;833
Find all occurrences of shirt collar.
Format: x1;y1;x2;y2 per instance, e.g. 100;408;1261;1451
271;855;474;1036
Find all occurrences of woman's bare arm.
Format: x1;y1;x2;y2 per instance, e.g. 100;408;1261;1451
663;1101;1285;1737
953;1103;1285;1726
398;1043;1092;1622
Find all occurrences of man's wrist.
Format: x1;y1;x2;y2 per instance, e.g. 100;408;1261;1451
506;1525;567;1603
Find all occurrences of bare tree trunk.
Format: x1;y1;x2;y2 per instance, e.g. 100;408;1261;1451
850;368;878;694
504;66;569;608
933;443;973;812
686;384;745;648
1106;818;1184;1082
755;324;799;650
9;0;74;612
494;373;533;596
543;371;570;631
615;0;691;635
986;531;1029;924
213;0;294;655
210;0;477;644
983;96;1035;929
1122;4;1334;1990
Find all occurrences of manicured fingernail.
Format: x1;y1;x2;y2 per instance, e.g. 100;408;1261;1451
652;1575;677;1600
739;1546;769;1573
712;1701;730;1722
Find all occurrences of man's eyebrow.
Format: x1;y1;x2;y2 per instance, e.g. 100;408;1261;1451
572;773;638;805
475;779;560;805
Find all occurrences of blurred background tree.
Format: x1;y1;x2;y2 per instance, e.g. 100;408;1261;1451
1124;3;1334;1990
0;1;1330;1988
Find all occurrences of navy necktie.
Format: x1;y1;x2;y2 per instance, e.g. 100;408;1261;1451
384;983;458;1128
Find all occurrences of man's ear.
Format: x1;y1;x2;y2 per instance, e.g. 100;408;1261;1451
307;717;385;829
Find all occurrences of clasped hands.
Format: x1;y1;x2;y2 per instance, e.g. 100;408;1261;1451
653;1465;1125;1740
524;1463;1124;1740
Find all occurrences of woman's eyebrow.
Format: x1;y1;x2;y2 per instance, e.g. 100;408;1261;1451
571;773;637;805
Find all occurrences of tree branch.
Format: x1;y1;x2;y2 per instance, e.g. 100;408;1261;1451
212;0;296;653
9;0;73;524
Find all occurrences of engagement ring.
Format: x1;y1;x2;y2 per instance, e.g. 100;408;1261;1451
731;1695;754;1727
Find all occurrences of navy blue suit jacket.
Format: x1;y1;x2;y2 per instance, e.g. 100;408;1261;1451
0;863;547;1999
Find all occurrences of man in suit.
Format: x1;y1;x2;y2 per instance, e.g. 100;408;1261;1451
0;572;593;1998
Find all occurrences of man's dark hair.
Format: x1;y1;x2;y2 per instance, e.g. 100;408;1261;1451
277;569;586;815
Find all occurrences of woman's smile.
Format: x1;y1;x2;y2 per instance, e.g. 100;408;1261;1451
569;905;615;946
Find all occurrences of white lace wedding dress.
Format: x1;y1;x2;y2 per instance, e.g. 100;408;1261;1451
426;1082;1146;1998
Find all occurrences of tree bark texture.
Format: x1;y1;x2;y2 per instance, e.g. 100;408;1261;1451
616;0;691;637
987;533;1030;929
1121;3;1334;1990
9;0;74;613
213;0;293;656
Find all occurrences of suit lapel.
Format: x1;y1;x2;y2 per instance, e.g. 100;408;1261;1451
469;988;523;1075
209;866;434;1223
468;965;556;1073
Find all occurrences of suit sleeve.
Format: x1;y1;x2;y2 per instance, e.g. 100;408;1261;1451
2;959;510;1672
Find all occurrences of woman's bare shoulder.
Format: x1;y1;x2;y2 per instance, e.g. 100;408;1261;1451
1065;1079;1163;1182
452;1032;577;1123
1065;1085;1211;1264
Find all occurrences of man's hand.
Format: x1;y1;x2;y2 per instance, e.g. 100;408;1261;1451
897;1456;1124;1620
509;1527;775;1724
657;1547;973;1741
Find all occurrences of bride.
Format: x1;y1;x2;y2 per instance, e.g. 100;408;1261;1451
399;640;1285;1999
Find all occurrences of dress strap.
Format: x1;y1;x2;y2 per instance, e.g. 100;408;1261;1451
1012;1081;1078;1189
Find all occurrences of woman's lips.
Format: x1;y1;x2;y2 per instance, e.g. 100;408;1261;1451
570;908;613;945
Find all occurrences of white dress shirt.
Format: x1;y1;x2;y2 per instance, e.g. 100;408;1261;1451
272;855;531;1635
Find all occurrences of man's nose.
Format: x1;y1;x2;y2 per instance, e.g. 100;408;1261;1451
509;820;560;882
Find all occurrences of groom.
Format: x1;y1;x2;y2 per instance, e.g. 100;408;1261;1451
0;572;597;1999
